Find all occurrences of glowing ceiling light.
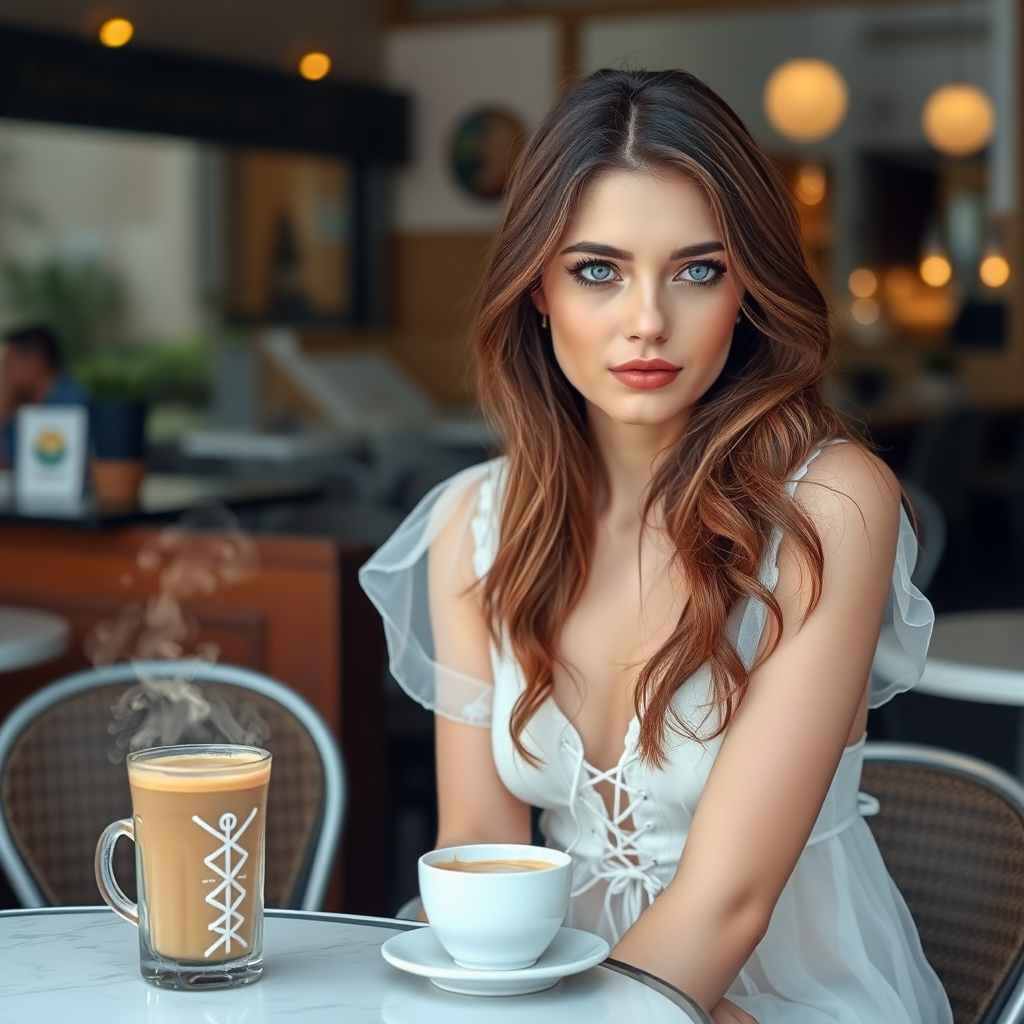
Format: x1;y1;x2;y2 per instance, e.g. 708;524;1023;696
922;83;996;157
299;52;331;81
764;59;848;143
794;163;827;205
848;268;877;298
920;254;953;287
98;17;134;48
980;254;1010;288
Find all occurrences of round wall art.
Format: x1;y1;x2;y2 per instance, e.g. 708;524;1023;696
449;107;525;200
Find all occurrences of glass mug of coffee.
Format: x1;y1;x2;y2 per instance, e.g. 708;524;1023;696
95;744;272;990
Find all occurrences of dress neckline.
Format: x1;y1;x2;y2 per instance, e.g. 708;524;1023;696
548;694;640;779
549;692;866;791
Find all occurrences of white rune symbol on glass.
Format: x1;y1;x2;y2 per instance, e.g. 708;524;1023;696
192;807;258;958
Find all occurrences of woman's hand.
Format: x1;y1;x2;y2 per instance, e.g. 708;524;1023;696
711;997;759;1024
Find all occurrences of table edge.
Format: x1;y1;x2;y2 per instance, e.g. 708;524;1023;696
876;621;1024;706
0;906;713;1023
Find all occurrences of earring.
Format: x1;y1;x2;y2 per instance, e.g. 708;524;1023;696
541;314;548;329
735;312;743;324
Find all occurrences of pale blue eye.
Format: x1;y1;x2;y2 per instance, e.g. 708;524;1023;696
583;263;613;282
686;264;713;282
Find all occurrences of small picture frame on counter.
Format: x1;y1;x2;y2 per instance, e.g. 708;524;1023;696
15;404;88;508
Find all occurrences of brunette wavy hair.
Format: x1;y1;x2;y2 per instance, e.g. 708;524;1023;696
476;68;864;768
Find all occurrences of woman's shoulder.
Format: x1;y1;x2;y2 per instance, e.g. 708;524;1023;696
793;440;901;551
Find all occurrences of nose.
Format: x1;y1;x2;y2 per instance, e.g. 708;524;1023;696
624;278;670;346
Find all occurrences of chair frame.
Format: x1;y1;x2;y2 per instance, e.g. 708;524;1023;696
865;741;1024;1024
0;660;345;912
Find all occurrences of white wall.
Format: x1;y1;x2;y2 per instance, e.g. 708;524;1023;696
0;120;204;340
384;2;1012;240
384;19;560;233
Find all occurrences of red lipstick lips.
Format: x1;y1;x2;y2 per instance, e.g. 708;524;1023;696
609;358;681;390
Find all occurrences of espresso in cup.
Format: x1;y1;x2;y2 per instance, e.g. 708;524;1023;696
432;858;554;874
419;843;572;971
96;744;271;990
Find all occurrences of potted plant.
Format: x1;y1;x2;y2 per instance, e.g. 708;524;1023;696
77;356;150;505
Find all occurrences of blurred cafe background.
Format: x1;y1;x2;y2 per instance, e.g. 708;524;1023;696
0;0;1022;919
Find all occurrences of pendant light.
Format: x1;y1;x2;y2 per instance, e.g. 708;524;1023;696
923;84;995;157
920;223;953;287
979;227;1010;288
764;58;848;143
922;0;995;157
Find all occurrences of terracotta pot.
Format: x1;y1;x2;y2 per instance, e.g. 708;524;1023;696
91;458;146;505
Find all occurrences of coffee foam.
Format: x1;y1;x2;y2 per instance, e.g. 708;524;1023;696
129;752;270;793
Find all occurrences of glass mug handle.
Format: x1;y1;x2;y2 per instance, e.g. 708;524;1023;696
94;818;139;926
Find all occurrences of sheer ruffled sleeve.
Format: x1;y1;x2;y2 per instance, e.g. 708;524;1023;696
358;458;505;727
870;503;934;708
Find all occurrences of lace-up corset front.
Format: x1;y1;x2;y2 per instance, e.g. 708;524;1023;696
559;725;664;938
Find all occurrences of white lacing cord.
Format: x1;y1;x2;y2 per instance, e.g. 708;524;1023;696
561;737;665;943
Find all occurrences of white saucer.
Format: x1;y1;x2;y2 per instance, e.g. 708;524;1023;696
380;926;610;996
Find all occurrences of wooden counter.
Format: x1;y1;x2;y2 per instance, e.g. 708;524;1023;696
0;522;386;916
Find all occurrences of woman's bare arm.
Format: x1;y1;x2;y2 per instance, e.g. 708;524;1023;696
428;484;532;850
612;444;901;1013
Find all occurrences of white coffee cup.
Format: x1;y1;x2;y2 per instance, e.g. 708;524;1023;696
418;843;572;971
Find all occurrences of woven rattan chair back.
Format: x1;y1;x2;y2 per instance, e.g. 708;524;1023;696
863;743;1024;1024
0;662;343;911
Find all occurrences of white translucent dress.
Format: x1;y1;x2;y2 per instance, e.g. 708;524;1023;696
359;446;953;1023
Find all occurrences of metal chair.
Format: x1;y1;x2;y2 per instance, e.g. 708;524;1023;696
0;661;344;911
863;742;1024;1024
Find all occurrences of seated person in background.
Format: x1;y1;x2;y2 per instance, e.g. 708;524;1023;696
0;323;87;467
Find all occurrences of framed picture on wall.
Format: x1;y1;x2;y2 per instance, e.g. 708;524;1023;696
224;149;361;326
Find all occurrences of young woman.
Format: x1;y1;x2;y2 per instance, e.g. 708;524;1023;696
361;69;950;1024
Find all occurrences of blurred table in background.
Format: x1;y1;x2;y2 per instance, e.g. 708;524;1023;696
0;472;324;528
0;607;68;673
875;610;1024;776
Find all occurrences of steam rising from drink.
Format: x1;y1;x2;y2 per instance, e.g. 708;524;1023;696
86;507;271;761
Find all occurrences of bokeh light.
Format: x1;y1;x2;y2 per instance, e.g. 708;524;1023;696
848;268;877;298
980;254;1010;288
851;297;880;325
299;52;331;81
920;254;953;287
99;17;134;48
922;83;996;157
764;59;848;142
794;164;827;206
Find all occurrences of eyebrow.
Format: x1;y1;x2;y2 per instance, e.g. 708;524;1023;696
559;240;726;261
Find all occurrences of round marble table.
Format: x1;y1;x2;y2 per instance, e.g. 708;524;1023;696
0;907;711;1024
0;605;68;672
